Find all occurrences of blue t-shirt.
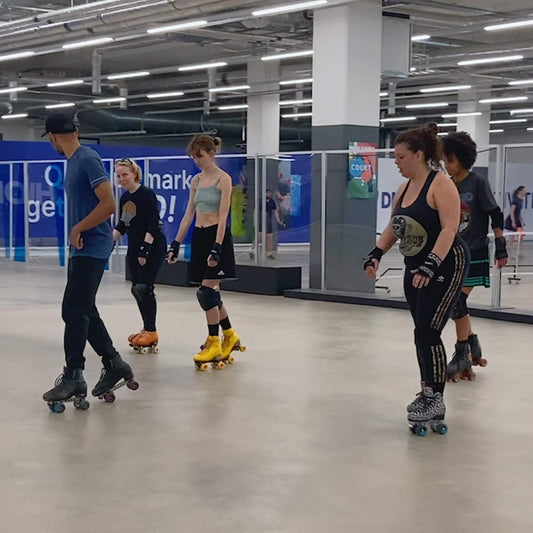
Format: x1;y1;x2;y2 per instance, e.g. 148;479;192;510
64;146;114;259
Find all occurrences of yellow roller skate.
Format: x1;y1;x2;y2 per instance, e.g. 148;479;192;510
193;335;224;371
131;330;159;354
221;328;246;365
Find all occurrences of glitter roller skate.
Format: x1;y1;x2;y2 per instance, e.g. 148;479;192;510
468;333;487;368
193;335;224;371
130;330;159;354
446;341;474;382
408;387;448;437
43;367;90;413
91;356;139;403
220;328;246;365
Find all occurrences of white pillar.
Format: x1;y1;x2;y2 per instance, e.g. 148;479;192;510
246;59;280;155
457;93;491;166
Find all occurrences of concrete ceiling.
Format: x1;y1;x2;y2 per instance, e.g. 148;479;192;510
1;0;533;144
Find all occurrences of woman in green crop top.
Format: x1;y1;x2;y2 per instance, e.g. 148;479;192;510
167;134;244;370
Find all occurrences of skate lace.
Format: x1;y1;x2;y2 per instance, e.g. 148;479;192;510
54;374;65;387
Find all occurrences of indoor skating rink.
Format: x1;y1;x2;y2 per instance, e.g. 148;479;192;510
1;259;531;533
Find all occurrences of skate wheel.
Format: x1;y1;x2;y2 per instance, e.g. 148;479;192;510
239;345;247;352
478;358;487;367
195;362;209;371
103;392;115;403
48;402;65;413
152;345;159;354
127;380;139;391
140;347;148;355
227;355;235;364
214;361;225;370
74;398;90;410
415;425;427;437
450;374;460;383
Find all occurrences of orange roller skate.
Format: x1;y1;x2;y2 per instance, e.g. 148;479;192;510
128;329;145;344
221;328;246;365
130;330;159;354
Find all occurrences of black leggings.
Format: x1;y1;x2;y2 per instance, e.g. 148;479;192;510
127;238;166;331
404;241;469;393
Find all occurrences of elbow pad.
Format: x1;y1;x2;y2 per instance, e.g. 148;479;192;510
489;208;504;230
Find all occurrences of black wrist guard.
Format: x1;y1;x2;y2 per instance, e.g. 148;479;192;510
416;252;442;279
167;240;180;263
210;242;222;263
138;241;152;259
363;246;383;271
494;236;508;260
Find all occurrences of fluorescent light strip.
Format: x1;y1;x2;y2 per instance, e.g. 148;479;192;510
93;97;126;104
282;112;313;118
147;19;208;34
411;34;430;41
509;79;533;86
253;1;327;17
261;50;313;61
0;86;27;94
442;112;482;118
527;127;533;131
209;85;250;93
379;92;388;97
0;51;34;62
489;129;504;133
510;108;533;115
458;55;523;66
437;132;448;137
380;116;417;123
479;96;527;104
47;79;84;87
146;91;184;99
279;78;313;85
178;61;227;72
63;37;113;50
436;122;457;127
485;20;533;31
405;102;448;109
1;113;28;119
107;71;150;80
489;119;527;124
45;103;75;109
279;98;313;106
420;85;471;93
218;104;248;110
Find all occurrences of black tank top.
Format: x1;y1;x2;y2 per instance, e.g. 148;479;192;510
392;170;442;267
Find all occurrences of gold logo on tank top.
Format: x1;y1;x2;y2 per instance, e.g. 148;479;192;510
391;215;428;257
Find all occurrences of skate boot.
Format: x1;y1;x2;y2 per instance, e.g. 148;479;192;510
131;330;159;354
468;333;487;367
446;341;474;382
193;335;224;371
406;382;425;413
128;329;145;344
408;387;448;436
43;367;90;413
221;328;246;365
91;356;139;402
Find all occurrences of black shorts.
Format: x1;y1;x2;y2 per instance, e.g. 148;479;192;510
189;225;237;284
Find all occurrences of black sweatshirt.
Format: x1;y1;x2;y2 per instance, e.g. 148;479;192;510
115;185;163;253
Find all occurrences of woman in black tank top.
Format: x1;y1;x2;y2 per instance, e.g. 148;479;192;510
363;123;469;435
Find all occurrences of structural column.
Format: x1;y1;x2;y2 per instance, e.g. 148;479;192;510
311;1;382;292
457;92;491;169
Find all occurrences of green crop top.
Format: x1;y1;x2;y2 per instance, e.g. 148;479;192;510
194;174;221;213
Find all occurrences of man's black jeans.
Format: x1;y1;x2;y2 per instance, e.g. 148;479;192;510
62;256;119;370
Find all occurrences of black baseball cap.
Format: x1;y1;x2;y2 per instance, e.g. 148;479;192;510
41;110;78;137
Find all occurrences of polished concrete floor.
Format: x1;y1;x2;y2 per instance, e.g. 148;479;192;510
1;259;532;533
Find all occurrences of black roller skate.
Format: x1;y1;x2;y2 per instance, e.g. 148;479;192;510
408;387;448;436
468;333;487;368
43;367;90;413
91;356;139;403
447;341;474;382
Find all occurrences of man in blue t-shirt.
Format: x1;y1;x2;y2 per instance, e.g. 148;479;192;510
42;110;137;409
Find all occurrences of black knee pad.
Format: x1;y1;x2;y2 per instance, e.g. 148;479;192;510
451;291;468;320
131;283;153;300
196;286;221;311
